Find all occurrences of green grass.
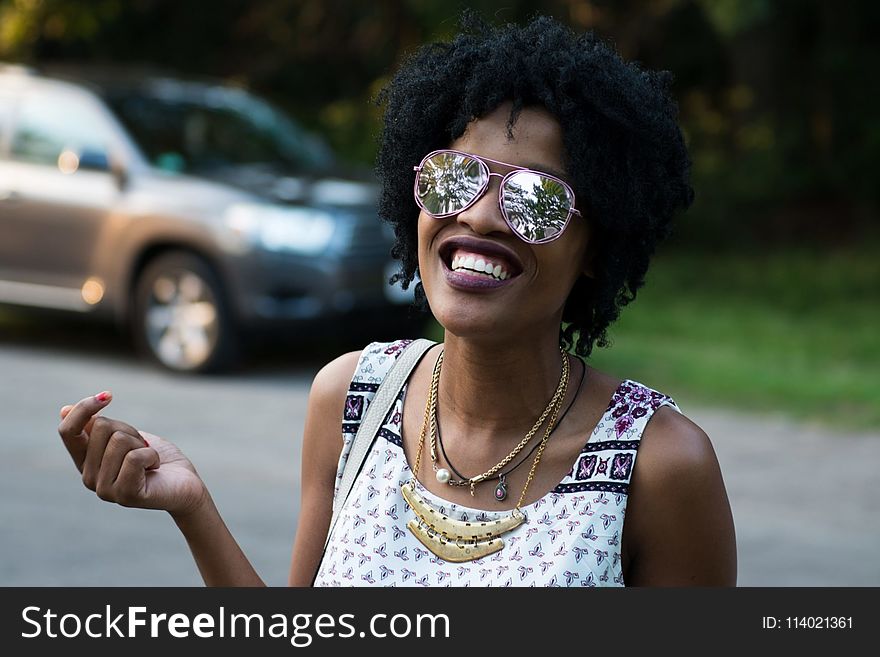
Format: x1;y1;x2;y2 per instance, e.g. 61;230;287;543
587;247;880;430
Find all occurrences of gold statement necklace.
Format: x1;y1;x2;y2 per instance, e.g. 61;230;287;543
401;347;570;563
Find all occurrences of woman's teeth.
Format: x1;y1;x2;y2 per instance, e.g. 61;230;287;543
450;254;510;280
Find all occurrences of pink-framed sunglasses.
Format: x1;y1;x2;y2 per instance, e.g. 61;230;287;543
413;148;582;244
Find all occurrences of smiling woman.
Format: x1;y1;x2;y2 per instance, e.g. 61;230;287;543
294;14;736;587
56;13;736;589
416;103;591;343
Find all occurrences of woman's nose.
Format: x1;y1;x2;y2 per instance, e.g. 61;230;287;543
455;178;512;237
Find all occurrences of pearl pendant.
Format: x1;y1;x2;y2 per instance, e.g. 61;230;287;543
436;468;451;484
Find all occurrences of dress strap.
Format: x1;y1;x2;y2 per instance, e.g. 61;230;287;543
553;379;680;496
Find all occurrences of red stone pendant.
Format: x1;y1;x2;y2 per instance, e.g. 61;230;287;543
494;474;508;502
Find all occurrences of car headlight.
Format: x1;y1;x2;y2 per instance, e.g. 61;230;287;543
223;203;336;255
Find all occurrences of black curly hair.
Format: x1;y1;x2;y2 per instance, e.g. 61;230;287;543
375;12;694;358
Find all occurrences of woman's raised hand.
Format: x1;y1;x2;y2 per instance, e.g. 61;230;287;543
58;392;208;518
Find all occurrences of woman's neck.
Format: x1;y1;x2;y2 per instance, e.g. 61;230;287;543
436;327;569;442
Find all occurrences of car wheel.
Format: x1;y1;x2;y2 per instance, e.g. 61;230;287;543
133;252;238;373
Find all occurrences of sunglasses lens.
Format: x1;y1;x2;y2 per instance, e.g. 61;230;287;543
502;171;573;243
416;152;485;216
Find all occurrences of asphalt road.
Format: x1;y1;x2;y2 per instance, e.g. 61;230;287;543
1;318;878;587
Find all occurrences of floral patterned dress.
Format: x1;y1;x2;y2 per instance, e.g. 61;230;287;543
313;340;681;587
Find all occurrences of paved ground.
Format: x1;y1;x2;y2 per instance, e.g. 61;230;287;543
1;319;878;587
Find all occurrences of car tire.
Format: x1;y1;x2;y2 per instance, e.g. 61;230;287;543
132;251;239;373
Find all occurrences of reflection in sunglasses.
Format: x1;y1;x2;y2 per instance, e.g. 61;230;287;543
414;149;579;244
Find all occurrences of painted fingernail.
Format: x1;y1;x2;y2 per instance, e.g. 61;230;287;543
95;391;111;403
142;437;150;447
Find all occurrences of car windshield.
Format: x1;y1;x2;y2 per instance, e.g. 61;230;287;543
103;80;335;175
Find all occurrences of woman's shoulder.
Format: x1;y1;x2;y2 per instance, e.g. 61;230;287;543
580;364;711;471
302;340;415;469
616;376;726;535
593;367;704;453
638;405;716;485
309;339;418;402
610;374;712;475
621;395;737;584
578;364;680;434
581;362;715;471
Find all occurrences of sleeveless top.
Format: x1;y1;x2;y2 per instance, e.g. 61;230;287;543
313;339;682;587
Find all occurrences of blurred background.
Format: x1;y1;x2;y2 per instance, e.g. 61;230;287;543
0;0;877;586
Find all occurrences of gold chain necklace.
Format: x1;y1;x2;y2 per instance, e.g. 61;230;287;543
402;347;570;562
429;346;569;496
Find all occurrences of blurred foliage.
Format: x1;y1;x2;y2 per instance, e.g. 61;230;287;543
1;0;878;246
587;247;880;429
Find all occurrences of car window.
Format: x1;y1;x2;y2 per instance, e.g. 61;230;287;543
104;87;334;175
10;89;117;166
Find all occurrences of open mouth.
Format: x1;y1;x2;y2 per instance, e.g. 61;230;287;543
449;251;511;280
438;239;523;283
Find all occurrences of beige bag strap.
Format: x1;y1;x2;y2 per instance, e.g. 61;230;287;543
324;338;437;552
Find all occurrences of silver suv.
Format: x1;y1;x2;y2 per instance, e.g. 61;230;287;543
0;65;413;372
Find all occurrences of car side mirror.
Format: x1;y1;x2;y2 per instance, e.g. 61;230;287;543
77;148;111;172
77;148;129;190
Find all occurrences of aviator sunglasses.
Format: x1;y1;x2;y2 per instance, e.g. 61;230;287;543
413;149;582;244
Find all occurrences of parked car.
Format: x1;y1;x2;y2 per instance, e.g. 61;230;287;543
0;64;415;372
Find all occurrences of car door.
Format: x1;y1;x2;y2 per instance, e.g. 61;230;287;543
0;81;125;310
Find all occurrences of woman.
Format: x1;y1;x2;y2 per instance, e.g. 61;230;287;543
58;15;736;587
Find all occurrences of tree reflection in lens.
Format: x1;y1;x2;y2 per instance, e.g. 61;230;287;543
418;152;485;215
502;171;570;242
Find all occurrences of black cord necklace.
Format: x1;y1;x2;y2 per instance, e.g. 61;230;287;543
436;357;586;503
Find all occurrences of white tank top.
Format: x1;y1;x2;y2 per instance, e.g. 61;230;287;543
313;340;681;587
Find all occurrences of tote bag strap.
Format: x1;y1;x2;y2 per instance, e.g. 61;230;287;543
323;338;437;553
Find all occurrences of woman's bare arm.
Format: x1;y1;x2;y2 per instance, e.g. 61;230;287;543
170;494;266;586
287;350;362;586
623;406;738;586
58;394;265;586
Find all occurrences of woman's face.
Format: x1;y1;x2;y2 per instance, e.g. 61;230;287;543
417;102;592;343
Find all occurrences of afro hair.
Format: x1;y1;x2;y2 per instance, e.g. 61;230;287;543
375;12;694;357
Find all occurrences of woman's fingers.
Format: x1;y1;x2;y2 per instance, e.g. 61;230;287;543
56;394;196;513
81;416;147;492
95;432;156;501
58;395;204;514
60;404;99;437
138;431;160;470
114;448;162;507
57;392;113;471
